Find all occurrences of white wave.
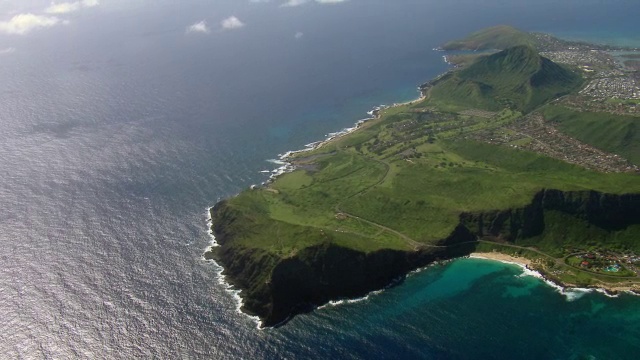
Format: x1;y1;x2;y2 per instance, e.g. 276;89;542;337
266;159;287;165
624;290;640;297
470;256;622;302
595;288;621;298
317;292;378;310
563;288;594;302
202;251;264;329
318;261;457;310
305;141;322;148
318;299;346;309
202;94;425;325
204;207;219;248
262;103;392;186
513;262;621;301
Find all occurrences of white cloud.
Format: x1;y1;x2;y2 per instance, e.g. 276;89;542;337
281;0;308;6
282;0;347;6
45;0;99;15
0;13;63;35
294;31;303;39
221;16;245;30
186;20;210;34
0;47;16;54
45;2;81;14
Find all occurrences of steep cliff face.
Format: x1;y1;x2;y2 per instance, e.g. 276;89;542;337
209;189;639;327
460;189;640;241
267;227;476;326
540;190;640;231
209;201;476;327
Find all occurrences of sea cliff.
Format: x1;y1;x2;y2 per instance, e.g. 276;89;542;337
205;38;640;326
207;189;640;326
461;189;640;241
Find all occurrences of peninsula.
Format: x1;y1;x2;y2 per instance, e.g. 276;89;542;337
206;26;640;327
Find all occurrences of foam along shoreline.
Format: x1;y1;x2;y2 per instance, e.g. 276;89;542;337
255;89;428;188
203;207;264;329
317;260;453;311
469;253;640;300
204;256;264;329
204;206;219;248
204;100;418;328
207;84;428;324
256;106;388;187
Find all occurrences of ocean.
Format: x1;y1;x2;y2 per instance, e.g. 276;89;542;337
0;0;639;358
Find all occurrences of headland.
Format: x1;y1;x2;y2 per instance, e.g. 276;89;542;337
205;26;640;327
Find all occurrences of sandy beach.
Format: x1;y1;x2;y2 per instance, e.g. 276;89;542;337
470;252;640;295
469;252;532;267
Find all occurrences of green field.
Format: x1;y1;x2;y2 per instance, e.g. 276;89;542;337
212;45;640;289
218;94;640;257
543;105;640;165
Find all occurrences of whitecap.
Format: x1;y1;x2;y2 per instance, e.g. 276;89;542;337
202;254;264;329
204;207;219;248
595;288;621;298
514;263;622;301
317;294;373;310
202;92;427;326
470;256;619;302
266;159;287;165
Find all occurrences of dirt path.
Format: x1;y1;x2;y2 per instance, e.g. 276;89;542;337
335;210;428;250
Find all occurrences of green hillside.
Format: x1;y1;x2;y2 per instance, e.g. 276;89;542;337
429;45;583;112
543;106;640;165
208;33;640;325
441;25;537;51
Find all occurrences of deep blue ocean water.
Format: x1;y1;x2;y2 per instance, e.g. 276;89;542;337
1;0;639;358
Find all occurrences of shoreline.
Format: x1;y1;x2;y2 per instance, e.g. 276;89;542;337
203;39;640;326
469;252;640;297
203;207;264;329
470;252;532;267
203;228;639;328
204;84;430;328
257;86;428;187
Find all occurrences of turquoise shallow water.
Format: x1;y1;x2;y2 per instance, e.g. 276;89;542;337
271;259;640;359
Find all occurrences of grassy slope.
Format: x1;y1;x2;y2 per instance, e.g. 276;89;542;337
441;25;537;51
223;103;640;256
219;47;638;260
517;211;640;257
430;46;583;113
543;105;640;165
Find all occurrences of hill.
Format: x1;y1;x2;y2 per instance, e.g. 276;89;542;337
429;45;584;112
543;105;640;165
207;34;640;327
441;25;537;51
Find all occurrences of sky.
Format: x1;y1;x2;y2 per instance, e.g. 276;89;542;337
0;0;350;35
0;0;357;54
